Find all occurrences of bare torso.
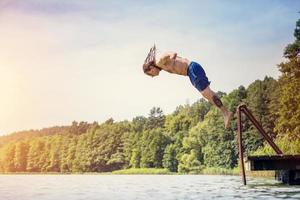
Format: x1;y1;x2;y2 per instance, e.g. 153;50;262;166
156;52;190;76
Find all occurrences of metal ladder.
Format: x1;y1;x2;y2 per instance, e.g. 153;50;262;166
236;104;283;185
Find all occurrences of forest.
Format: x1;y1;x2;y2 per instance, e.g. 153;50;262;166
0;19;299;174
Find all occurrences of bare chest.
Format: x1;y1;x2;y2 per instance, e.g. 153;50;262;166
163;57;190;76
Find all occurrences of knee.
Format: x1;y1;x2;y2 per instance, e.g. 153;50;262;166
201;86;213;98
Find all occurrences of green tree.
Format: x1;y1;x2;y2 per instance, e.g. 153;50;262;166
1;143;16;172
47;136;62;172
129;148;141;168
275;19;300;139
145;107;165;130
163;144;178;172
14;141;29;172
140;128;168;168
26;139;45;172
131;116;147;133
178;150;202;173
246;77;278;136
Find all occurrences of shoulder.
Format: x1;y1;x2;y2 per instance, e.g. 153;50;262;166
157;52;173;64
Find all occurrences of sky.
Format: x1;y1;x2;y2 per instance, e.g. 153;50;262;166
0;0;299;135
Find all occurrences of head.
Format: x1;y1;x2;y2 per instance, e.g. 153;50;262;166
143;63;161;77
143;44;160;77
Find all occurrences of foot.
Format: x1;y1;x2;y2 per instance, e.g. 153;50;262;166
224;111;233;129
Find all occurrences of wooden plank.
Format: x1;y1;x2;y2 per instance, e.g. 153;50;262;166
247;155;300;171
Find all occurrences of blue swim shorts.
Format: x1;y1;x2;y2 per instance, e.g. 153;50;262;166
187;61;210;92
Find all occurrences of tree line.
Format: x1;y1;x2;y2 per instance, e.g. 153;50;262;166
0;19;299;173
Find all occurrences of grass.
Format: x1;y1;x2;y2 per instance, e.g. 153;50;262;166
112;168;171;175
0;167;274;177
200;167;240;175
112;167;240;175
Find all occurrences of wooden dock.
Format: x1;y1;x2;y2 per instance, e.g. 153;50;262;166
236;104;300;185
247;155;300;185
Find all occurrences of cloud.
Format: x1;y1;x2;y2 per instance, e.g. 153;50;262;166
0;1;299;134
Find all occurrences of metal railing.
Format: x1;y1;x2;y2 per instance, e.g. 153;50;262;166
236;104;283;185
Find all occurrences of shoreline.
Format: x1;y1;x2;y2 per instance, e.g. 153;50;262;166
0;167;275;177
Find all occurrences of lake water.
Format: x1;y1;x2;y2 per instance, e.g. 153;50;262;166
0;175;299;200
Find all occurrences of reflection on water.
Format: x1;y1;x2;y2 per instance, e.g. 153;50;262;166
0;175;299;200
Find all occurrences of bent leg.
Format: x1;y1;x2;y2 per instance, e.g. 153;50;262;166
186;62;232;128
201;86;232;128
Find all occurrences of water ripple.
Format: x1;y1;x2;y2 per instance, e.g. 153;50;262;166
0;175;299;200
